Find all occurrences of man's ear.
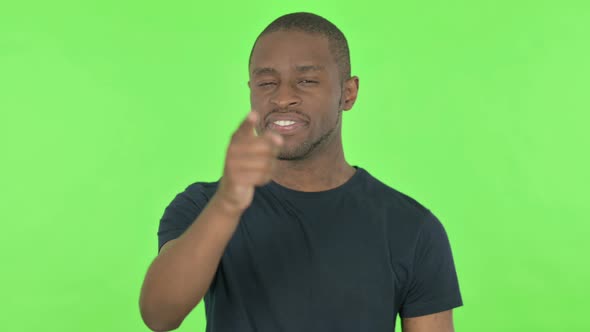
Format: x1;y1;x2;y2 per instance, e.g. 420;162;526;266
341;76;359;111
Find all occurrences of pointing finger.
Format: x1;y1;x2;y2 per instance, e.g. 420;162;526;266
234;111;258;138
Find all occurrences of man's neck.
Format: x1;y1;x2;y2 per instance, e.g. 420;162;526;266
271;145;356;192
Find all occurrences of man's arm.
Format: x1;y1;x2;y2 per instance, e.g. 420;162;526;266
397;212;463;330
139;194;243;331
401;309;455;332
139;112;283;332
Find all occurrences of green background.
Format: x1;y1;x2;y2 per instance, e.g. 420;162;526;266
1;0;588;331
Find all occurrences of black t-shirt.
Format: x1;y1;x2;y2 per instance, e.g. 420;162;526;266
158;166;463;331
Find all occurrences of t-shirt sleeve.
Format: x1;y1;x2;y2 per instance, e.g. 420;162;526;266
399;211;463;318
157;183;209;253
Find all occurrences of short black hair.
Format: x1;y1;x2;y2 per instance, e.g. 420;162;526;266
249;12;351;81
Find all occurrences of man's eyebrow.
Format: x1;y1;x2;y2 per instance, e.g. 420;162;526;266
295;65;324;73
251;65;325;76
251;67;278;76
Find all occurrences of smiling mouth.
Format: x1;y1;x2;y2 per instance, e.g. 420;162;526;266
267;120;307;134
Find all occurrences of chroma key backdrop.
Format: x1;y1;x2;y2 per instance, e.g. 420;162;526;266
1;0;588;331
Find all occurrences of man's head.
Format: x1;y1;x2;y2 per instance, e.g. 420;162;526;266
248;12;359;161
249;12;351;82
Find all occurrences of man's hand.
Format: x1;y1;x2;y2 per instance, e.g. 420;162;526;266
216;111;283;213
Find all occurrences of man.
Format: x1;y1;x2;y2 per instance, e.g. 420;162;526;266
140;12;463;332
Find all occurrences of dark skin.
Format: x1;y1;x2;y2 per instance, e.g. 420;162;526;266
249;30;359;192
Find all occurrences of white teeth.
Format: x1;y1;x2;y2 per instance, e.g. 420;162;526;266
274;120;296;126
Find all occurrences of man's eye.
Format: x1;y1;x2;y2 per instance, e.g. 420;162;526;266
258;82;276;87
298;80;318;85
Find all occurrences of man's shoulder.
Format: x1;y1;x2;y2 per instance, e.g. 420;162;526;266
179;179;220;203
360;169;432;219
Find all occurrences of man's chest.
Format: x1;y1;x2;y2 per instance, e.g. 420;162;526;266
215;208;398;317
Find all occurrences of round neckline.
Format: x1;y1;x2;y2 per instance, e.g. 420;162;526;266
266;165;365;199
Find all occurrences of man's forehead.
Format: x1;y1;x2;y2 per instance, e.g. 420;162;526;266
249;30;336;76
252;31;331;58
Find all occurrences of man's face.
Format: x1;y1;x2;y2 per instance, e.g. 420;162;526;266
248;30;352;161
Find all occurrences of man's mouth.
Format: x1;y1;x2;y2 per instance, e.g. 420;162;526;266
267;119;307;135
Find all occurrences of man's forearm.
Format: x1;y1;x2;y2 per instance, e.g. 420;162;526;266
139;194;243;331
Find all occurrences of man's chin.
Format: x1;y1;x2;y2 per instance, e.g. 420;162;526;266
278;155;304;161
277;148;309;161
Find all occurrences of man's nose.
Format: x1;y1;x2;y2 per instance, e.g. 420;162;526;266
270;83;301;109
